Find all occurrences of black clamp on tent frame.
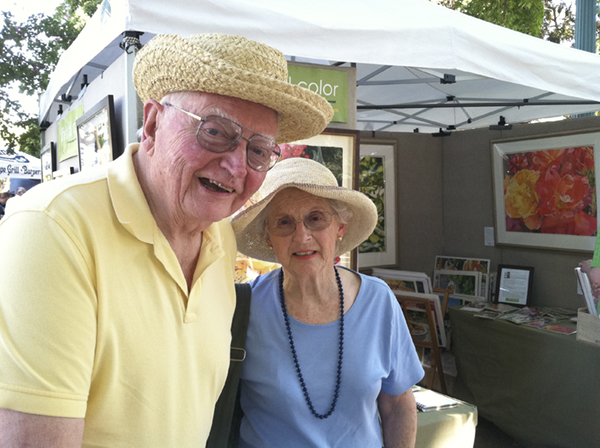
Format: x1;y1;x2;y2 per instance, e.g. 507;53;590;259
120;31;144;54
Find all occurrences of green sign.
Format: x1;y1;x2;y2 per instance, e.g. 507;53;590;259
288;65;348;123
57;104;84;162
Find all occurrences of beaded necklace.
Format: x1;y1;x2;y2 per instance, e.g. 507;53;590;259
278;267;344;419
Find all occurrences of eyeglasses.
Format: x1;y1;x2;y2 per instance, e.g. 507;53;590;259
164;102;281;172
268;211;334;237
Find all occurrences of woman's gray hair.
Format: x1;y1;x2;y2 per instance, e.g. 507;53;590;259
253;194;353;240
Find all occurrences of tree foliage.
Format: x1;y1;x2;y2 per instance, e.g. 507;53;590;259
435;0;577;43
437;0;546;36
0;0;100;156
542;1;575;43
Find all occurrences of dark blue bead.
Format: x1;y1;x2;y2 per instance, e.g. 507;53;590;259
279;267;344;420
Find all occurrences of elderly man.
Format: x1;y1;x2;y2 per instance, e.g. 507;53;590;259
0;33;332;447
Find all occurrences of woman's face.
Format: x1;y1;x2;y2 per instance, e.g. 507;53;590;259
265;188;346;277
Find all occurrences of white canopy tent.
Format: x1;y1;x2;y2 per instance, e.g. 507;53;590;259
40;0;600;135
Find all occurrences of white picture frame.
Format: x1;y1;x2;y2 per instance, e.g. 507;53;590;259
434;269;482;301
372;268;432;294
492;131;600;252
358;143;396;268
393;290;447;348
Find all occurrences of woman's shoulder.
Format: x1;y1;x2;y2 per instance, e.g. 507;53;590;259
335;266;391;290
348;271;402;324
250;268;281;292
357;270;394;292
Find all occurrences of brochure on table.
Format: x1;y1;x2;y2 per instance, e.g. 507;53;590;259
414;389;458;412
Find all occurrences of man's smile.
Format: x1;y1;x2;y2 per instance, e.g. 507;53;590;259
200;177;235;193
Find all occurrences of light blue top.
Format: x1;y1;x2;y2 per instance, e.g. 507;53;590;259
239;268;424;448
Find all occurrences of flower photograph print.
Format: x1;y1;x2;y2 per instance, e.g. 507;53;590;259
492;132;600;251
504;146;596;236
358;143;396;268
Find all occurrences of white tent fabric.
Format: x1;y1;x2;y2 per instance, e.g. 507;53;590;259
0;150;41;180
40;0;600;133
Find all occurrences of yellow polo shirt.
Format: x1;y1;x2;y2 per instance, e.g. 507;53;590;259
0;144;236;446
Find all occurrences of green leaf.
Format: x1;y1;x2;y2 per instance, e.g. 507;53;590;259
0;1;99;155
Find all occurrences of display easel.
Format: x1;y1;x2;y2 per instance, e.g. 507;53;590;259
396;294;448;394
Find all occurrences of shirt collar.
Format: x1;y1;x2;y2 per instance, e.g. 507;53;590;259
107;143;155;243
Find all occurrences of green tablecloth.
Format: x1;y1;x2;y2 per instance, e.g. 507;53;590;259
450;306;600;448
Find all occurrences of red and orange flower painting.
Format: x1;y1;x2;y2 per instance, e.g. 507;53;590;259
503;145;597;236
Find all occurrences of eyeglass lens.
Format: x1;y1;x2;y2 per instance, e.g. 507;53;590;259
197;116;280;172
269;211;333;237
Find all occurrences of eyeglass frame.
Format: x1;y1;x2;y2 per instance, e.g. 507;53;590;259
267;210;336;237
163;102;281;172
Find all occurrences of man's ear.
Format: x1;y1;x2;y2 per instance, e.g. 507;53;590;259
140;99;162;152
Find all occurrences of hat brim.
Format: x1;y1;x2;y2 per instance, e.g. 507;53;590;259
232;183;378;263
133;34;333;143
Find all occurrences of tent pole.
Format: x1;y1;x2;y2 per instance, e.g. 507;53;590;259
121;32;143;146
358;100;600;110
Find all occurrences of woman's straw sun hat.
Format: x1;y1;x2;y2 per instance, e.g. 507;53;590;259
232;158;378;263
133;33;334;144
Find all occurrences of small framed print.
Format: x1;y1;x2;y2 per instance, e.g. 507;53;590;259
371;268;433;294
494;265;534;307
40;142;57;182
76;95;119;172
434;269;482;302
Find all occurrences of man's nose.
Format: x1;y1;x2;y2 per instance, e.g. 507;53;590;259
221;138;248;178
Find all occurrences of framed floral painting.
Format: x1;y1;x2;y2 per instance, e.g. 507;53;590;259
492;131;600;251
357;143;396;268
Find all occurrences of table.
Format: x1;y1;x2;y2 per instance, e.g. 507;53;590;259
416;392;477;448
449;306;600;448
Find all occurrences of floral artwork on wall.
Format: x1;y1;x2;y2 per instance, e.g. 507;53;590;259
503;145;596;237
358;143;396;268
492;132;600;251
359;155;385;253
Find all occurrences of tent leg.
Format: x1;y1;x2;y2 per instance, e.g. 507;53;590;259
124;44;141;146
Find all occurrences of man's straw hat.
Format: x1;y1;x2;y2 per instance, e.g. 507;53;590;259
232;158;377;263
133;33;334;143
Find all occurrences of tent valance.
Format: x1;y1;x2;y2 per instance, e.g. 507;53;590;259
39;0;600;134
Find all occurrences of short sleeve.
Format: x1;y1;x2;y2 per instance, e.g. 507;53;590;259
0;210;97;417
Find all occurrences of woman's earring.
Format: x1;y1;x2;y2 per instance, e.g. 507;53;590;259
338;236;343;242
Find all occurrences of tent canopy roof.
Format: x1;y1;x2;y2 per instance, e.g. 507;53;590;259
40;0;600;134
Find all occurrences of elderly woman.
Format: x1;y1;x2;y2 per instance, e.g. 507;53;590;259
233;158;424;447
